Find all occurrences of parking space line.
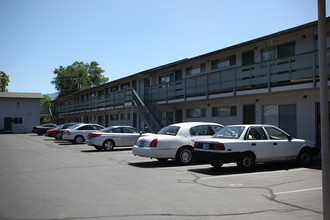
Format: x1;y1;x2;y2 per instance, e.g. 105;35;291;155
200;168;308;180
275;187;322;195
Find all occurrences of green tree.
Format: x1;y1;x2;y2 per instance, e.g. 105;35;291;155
40;95;52;123
51;61;108;97
40;95;52;107
0;71;10;92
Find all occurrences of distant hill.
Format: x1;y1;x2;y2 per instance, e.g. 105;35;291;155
44;92;58;100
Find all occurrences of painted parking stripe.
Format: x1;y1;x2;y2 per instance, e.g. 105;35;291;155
275;187;322;195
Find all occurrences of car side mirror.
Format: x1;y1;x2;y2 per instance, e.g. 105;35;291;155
288;135;293;141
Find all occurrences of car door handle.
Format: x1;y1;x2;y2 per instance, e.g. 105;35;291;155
251;143;256;146
273;143;278;145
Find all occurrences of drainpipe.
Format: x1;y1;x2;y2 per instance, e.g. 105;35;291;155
318;0;330;219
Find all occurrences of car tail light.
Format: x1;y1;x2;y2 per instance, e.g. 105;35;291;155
149;139;158;147
89;134;102;138
194;142;203;149
135;137;140;145
65;130;71;135
213;143;225;150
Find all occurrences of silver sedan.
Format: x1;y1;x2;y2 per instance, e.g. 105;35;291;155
86;126;153;151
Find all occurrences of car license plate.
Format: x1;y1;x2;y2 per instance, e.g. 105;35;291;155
203;144;209;149
139;140;146;147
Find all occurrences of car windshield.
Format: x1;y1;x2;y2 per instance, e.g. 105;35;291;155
213;126;245;139
158;126;180;136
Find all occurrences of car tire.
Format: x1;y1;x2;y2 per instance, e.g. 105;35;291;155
103;140;115;151
176;147;193;165
74;136;84;144
94;146;102;151
211;162;224;169
37;131;43;136
297;148;312;166
237;153;255;171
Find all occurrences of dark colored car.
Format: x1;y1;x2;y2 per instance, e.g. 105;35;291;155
45;123;77;139
32;124;57;135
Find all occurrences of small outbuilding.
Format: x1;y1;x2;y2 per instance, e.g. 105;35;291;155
0;92;44;133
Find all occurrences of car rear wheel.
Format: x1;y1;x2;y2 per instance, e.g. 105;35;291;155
297;148;312;166
94;146;102;151
237;153;255;171
176;147;193;165
103;140;115;151
74;136;84;144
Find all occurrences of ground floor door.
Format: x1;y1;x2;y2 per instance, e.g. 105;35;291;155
243;104;256;124
175;110;183;123
105;115;109;127
98;116;103;126
4;117;12;132
133;113;137;129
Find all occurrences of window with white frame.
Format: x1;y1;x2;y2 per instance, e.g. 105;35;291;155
159;73;174;84
186;63;206;76
12;117;23;124
211;55;236;70
212;106;237;117
277;42;295;59
111;86;118;92
187;108;206;118
313;33;330;50
110;114;118;120
242;50;254;65
261;47;276;61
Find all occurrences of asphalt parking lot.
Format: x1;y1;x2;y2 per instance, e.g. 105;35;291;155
0;134;323;220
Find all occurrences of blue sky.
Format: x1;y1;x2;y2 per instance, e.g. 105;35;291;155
0;0;329;94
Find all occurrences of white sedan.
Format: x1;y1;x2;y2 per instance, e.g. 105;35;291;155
132;122;224;165
193;124;319;171
86;126;153;151
62;123;105;144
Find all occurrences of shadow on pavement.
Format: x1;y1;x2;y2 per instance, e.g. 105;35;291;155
188;160;322;176
81;147;132;153
128;159;207;168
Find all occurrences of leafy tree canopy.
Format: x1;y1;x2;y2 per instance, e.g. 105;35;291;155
51;61;108;97
40;95;52;107
0;71;10;92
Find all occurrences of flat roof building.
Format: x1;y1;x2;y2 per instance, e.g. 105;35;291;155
0;92;44;133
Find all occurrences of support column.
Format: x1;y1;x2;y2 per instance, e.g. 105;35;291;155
318;0;330;219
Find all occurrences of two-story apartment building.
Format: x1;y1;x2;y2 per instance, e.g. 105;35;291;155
52;18;330;143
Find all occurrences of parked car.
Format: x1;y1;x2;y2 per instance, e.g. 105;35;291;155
32;123;57;135
86;126;154;151
193;124;319;171
132;122;224;164
56;123;81;140
62;123;105;144
45;123;77;139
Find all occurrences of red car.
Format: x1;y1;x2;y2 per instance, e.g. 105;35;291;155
45;123;76;139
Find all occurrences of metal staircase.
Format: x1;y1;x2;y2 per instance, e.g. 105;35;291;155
132;89;162;133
